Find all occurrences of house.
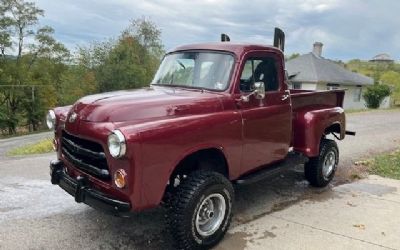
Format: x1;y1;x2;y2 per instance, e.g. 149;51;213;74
286;42;375;110
370;53;394;64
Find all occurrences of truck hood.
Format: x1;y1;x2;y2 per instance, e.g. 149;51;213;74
70;86;224;122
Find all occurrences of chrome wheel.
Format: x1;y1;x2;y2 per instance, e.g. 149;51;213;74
322;151;336;180
195;193;226;237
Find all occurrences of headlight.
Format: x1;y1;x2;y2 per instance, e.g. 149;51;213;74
46;110;56;129
107;130;126;158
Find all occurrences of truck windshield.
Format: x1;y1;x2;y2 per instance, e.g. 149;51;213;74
152;51;234;91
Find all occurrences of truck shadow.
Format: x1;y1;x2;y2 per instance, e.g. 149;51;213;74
72;166;337;250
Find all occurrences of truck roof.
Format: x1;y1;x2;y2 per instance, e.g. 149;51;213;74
169;42;283;57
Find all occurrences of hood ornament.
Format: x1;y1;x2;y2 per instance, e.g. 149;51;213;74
69;112;78;123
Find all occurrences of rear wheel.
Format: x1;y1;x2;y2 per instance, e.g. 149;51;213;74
165;171;234;250
305;139;339;187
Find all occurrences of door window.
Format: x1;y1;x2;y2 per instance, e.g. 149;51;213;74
239;57;279;92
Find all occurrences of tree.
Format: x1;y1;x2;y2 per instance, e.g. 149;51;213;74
0;0;69;134
363;84;391;109
286;53;300;61
380;71;400;105
125;17;164;59
0;16;12;57
76;17;165;92
0;0;44;58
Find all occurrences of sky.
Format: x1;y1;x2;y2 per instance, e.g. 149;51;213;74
33;0;400;61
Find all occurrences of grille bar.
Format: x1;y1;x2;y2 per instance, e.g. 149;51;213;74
62;137;106;161
62;148;110;179
61;131;110;180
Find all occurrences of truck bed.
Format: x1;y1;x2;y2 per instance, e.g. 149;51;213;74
290;89;345;111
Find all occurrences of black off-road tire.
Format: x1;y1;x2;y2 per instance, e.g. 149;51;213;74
305;139;339;187
165;171;234;250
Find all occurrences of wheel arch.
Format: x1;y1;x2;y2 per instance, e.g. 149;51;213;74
169;147;230;181
162;147;230;200
324;122;345;140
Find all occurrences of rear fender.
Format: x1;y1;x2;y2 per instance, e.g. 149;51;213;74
292;107;345;157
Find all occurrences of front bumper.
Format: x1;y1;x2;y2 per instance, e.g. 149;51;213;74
50;160;131;215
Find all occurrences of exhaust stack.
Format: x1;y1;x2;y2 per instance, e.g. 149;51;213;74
273;28;285;52
221;33;230;42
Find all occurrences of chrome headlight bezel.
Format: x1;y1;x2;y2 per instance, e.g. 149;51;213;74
46;110;56;130
107;130;126;158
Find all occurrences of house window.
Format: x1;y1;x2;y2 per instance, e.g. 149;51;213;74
353;86;362;102
327;83;340;90
292;82;302;89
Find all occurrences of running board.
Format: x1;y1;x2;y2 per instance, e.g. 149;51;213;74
235;152;309;185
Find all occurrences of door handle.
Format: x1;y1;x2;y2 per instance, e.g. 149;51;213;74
281;90;290;101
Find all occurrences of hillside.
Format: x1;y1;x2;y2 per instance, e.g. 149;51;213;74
345;60;400;105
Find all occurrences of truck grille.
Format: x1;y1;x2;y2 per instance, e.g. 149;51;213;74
61;131;110;180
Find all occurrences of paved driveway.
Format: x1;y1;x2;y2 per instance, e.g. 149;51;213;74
0;110;400;249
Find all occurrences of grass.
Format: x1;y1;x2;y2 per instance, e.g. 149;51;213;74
366;149;400;180
7;138;54;156
346;107;400;114
345;108;371;114
0;128;49;139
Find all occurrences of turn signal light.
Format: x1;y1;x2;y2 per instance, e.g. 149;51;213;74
114;169;127;188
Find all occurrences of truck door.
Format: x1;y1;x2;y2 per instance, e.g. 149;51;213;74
237;52;292;174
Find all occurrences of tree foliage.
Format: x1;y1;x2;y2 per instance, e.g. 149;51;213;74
346;59;400;106
285;53;300;61
0;0;68;134
0;1;164;136
363;84;391;109
0;2;165;136
380;71;400;105
75;17;164;93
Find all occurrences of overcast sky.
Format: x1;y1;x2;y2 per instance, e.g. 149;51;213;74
33;0;399;61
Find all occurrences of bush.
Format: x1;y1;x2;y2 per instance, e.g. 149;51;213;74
363;84;391;109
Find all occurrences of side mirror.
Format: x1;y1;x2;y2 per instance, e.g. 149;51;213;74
254;82;265;99
238;82;265;104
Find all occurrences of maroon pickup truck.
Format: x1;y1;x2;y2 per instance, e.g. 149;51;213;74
48;29;352;249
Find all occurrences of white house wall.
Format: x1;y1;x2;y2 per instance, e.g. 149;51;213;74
380;96;391;109
341;85;367;110
302;82;317;90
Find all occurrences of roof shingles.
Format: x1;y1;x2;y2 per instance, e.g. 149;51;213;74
286;53;373;86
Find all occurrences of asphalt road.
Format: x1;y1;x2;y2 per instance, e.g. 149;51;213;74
1;110;400;250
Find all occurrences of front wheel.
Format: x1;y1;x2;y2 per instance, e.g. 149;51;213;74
165;171;234;250
305;139;339;187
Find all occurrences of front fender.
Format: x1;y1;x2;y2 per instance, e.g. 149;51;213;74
119;111;242;211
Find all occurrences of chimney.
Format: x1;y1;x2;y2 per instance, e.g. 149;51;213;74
313;42;323;57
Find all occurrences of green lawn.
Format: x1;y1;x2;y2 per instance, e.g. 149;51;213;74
346;107;400;114
7;138;54;156
367;149;400;180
